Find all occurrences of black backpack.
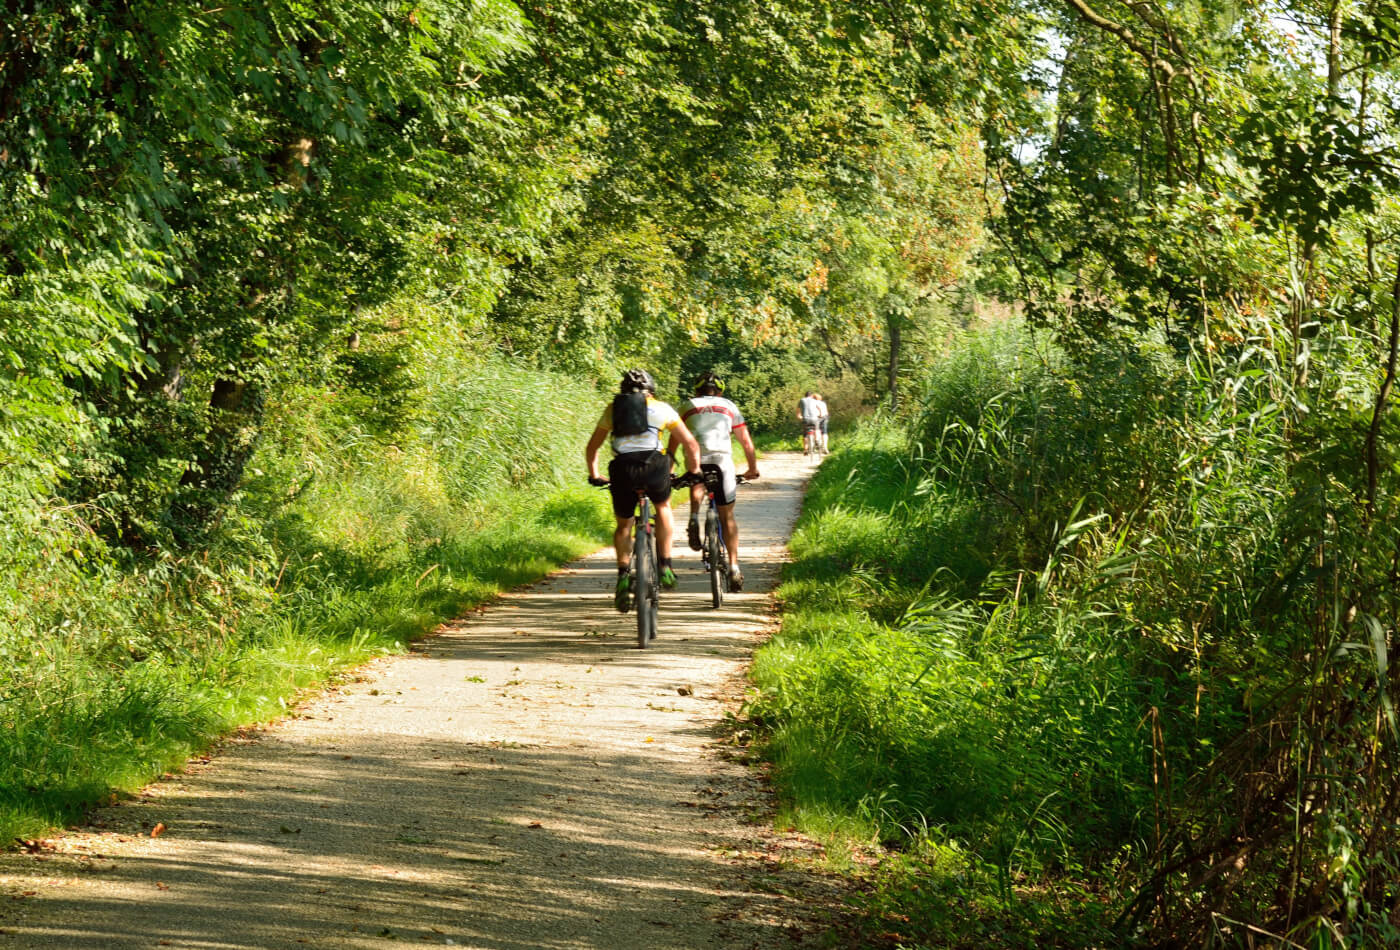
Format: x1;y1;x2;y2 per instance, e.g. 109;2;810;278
612;392;649;437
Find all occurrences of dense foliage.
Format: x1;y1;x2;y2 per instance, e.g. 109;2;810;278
974;0;1400;943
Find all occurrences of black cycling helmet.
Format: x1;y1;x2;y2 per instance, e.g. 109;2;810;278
693;371;725;395
620;368;657;394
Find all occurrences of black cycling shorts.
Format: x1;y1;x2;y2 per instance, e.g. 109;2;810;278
607;451;672;518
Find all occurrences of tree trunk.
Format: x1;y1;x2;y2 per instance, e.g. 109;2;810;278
174;377;264;533
170;114;317;535
888;320;901;411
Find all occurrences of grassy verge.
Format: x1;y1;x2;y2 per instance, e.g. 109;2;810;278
750;426;1116;947
0;352;611;844
747;330;1169;944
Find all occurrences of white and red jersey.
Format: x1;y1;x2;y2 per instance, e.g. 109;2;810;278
679;395;746;456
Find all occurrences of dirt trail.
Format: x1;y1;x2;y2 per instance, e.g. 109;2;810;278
0;452;833;949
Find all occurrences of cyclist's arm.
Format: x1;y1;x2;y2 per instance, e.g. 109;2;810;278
735;424;760;479
584;424;610;481
670;421;702;473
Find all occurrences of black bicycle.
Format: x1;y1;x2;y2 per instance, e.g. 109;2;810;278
699;469;747;608
594;475;693;648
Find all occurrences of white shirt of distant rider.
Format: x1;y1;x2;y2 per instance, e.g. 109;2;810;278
799;395;827;424
679;395;747;457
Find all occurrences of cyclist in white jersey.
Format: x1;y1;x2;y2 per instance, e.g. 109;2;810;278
586;369;702;610
670;371;760;590
814;392;830;454
797;391;823;455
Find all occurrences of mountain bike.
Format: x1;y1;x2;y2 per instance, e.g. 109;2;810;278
699;468;747;608
594;475;693;648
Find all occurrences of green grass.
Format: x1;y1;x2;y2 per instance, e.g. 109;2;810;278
747;416;1130;946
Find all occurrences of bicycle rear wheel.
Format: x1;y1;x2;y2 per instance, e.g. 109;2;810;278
705;508;722;609
634;503;657;647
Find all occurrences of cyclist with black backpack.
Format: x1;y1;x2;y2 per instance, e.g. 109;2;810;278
585;369;703;611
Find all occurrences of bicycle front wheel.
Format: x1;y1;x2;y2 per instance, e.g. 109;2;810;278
705;508;722;609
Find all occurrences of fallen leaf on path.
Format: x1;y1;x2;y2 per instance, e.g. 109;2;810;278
150;823;166;838
156;882;169;891
644;736;654;743
527;821;543;828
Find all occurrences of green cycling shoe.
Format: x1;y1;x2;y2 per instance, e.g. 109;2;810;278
659;565;677;589
615;572;632;612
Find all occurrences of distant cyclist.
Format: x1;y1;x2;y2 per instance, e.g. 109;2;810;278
797;391;823;455
585;369;702;610
670;371;760;590
814;392;830;454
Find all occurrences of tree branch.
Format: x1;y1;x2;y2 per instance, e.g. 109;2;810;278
1061;0;1192;82
1364;253;1400;520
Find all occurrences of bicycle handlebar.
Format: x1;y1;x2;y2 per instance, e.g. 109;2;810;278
589;472;754;490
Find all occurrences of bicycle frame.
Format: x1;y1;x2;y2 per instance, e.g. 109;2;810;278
699;469;744;607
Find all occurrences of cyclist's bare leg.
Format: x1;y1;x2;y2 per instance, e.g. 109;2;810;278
689;482;705;520
613;517;634;568
654;501;676;562
718;502;740;567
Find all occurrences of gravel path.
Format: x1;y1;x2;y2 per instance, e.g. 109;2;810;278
0;452;837;949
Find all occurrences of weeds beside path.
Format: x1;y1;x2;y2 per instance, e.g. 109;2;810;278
0;452;853;950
